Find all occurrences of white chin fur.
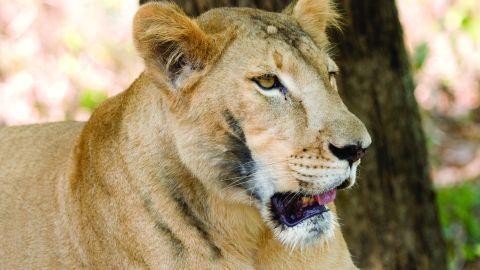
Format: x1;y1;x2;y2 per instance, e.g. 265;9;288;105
260;204;338;249
252;160;359;248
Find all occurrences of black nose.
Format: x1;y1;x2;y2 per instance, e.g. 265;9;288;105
328;144;367;165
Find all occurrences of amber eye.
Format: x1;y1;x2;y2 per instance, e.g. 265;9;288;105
253;74;283;90
328;71;337;78
328;71;338;86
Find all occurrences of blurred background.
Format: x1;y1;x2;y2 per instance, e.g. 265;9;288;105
0;0;479;269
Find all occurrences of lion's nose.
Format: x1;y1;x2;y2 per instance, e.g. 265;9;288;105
328;143;367;165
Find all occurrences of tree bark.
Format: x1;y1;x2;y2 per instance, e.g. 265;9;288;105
329;1;447;269
139;0;447;269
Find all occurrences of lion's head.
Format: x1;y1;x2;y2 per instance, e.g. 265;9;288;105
133;0;371;247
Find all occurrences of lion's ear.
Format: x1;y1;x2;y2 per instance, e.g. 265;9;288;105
133;2;219;88
284;0;340;46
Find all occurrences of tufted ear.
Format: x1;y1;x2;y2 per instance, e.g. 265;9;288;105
284;0;340;46
133;2;220;89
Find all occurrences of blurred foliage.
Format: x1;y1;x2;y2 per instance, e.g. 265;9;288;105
0;0;142;124
412;42;429;71
399;1;480;267
79;89;108;112
437;181;480;269
445;0;480;41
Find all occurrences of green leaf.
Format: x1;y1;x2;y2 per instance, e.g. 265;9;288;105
413;42;429;71
436;181;480;266
79;89;108;112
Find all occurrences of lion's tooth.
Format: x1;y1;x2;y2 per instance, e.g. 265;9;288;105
302;197;309;207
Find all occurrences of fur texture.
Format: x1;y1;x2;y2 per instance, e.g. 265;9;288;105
0;1;370;269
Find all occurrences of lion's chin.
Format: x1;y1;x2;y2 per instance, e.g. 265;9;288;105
272;209;336;247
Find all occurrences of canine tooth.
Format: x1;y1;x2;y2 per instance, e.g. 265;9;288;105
302;197;309;206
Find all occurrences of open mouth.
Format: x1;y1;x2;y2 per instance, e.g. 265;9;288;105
270;189;336;227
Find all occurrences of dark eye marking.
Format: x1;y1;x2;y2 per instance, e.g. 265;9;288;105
328;70;338;77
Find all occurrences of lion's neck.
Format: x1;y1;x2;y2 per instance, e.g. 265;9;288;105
66;75;268;267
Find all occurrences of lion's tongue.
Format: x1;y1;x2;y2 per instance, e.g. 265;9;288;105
313;189;337;205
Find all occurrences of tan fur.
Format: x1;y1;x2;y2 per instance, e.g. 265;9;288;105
0;1;370;269
285;0;341;46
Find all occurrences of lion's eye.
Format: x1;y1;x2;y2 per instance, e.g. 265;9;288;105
257;75;276;89
253;74;283;90
251;74;288;99
328;71;337;79
328;71;337;87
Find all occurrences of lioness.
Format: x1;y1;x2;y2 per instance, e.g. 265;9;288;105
0;0;371;269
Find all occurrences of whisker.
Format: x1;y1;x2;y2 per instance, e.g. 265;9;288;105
220;165;294;189
285;190;303;206
221;172;295;191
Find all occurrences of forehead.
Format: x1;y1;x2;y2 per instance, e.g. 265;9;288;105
247;12;309;49
251;12;328;63
199;8;331;67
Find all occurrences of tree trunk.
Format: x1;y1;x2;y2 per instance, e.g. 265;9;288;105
329;1;447;269
140;0;447;269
